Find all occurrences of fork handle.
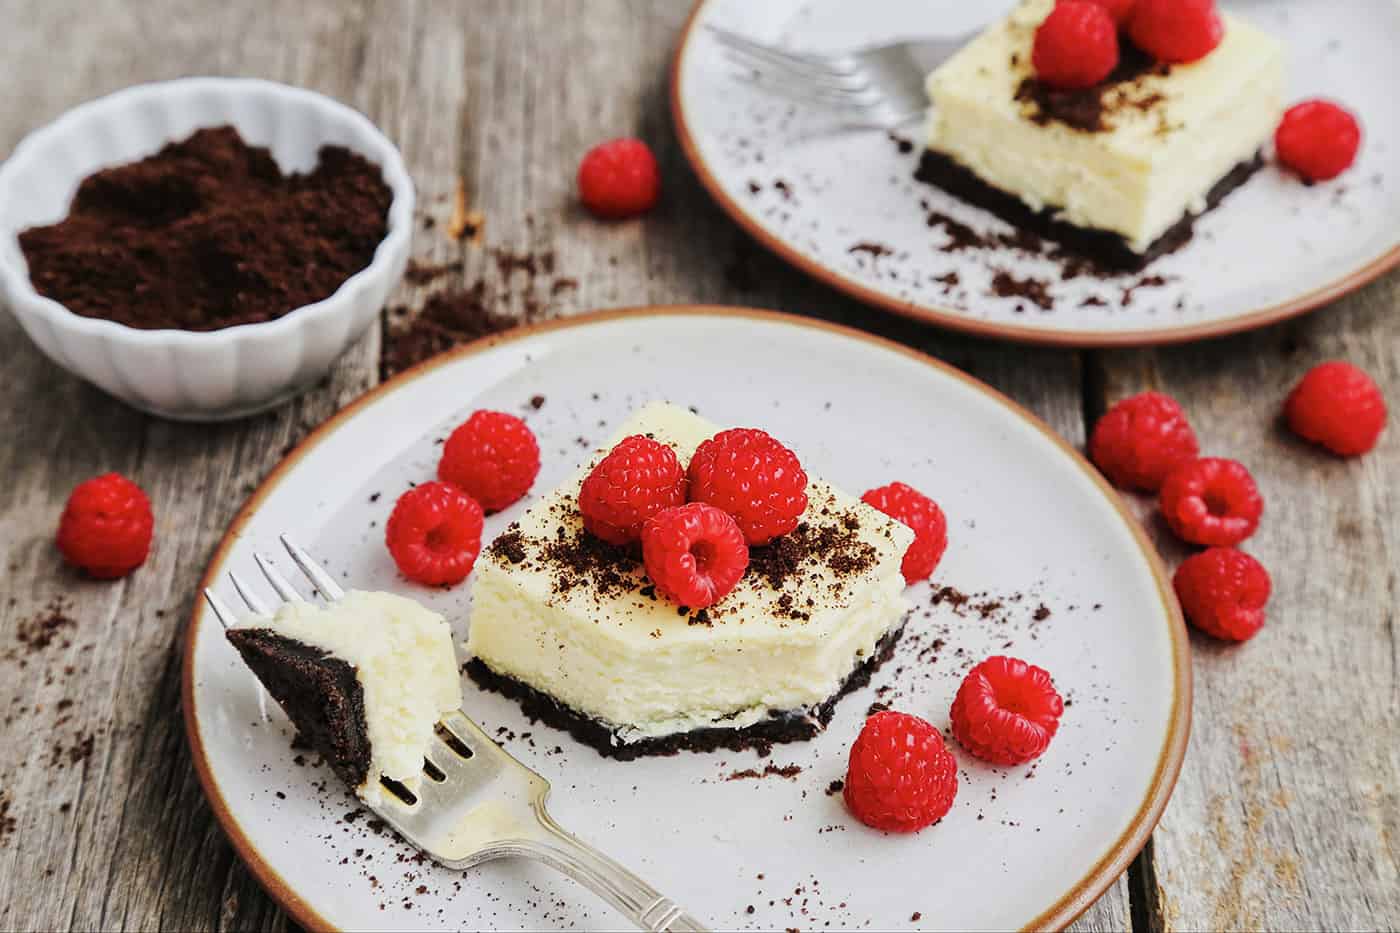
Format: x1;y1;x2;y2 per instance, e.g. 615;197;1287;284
518;806;708;932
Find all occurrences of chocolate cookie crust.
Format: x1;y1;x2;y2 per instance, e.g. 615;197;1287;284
225;628;372;790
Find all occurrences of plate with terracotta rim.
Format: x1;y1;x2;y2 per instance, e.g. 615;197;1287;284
670;0;1400;347
183;306;1189;931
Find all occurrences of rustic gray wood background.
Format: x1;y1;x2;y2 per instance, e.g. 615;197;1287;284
0;1;1395;930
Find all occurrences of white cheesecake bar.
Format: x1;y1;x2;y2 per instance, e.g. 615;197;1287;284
227;591;461;805
466;402;914;757
922;0;1284;262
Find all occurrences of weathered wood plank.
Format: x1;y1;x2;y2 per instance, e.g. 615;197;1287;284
0;0;432;930
0;1;1122;931
1091;269;1400;931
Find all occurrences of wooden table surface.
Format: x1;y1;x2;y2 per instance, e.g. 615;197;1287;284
1;1;1395;930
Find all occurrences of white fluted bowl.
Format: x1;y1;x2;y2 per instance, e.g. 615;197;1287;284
0;78;414;421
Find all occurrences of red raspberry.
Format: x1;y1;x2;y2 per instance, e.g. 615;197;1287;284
1285;361;1387;457
1072;0;1136;27
438;410;540;513
579;435;687;545
640;503;748;608
860;482;948;584
56;473;154;579
1173;548;1270;642
1129;0;1223;64
577;138;660;219
1159;458;1263;547
1275;101;1362;183
1089;391;1200;492
687;428;808;546
843;711;958;833
385;482;484;586
950;656;1064;766
1033;1;1119;89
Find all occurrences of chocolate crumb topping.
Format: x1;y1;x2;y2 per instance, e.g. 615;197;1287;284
490;528;527;565
747;513;879;600
536;527;641;599
1014;40;1169;133
494;488;887;625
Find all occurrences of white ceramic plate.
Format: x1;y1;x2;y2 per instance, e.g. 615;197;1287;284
671;0;1400;346
184;308;1189;932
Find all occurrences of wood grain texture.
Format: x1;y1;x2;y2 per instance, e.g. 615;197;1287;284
12;0;1395;931
1091;271;1400;931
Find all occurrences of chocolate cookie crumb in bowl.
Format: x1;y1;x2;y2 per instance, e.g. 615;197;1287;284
0;78;413;421
19;126;392;332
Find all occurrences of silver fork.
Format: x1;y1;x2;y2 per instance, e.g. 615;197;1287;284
204;535;706;933
706;24;974;129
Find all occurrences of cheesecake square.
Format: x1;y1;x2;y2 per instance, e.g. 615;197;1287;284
466;402;914;759
921;0;1285;268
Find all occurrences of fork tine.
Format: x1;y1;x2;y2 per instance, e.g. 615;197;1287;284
725;59;882;108
228;571;271;615
706;24;858;80
203;588;239;630
719;46;871;96
279;535;346;601
253;552;304;603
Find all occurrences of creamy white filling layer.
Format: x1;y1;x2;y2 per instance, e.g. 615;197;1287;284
925;0;1285;252
471;560;908;742
238;591;461;804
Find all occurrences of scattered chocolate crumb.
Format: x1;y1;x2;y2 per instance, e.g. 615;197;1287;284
989;269;1054;311
912;911;923;921
1033;604;1052;622
887;131;915;155
847;241;894;259
403;258;464;287
930;585;971;610
10;598;76;656
1121;274;1171;306
381;283;516;379
528;394;546;409
825;780;844;797
725;762;803;781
